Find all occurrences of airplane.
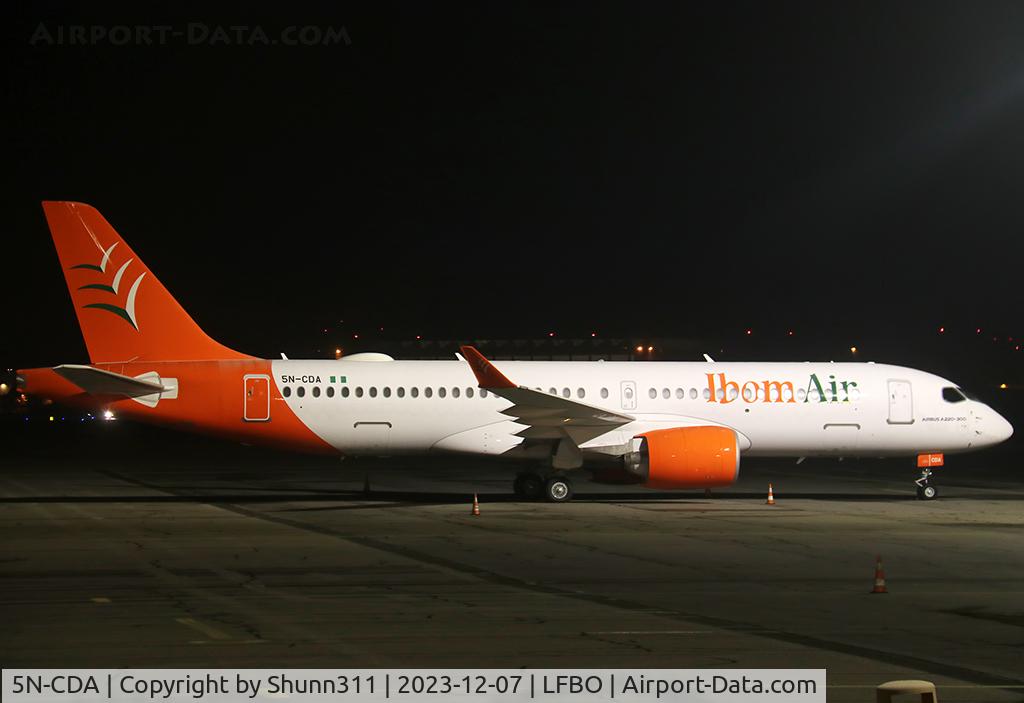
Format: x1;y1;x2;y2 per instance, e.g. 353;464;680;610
16;201;1013;502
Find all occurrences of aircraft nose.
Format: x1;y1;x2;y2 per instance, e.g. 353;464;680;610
991;411;1014;444
978;406;1014;445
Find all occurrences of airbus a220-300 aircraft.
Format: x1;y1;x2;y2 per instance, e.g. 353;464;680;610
17;202;1013;502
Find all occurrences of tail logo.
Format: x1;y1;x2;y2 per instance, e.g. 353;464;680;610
71;241;146;330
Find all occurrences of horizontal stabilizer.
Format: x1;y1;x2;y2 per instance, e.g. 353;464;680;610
53;364;166;398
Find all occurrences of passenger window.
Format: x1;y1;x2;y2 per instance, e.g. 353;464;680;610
327;386;335;398
577;388;585;398
452;387;460;398
797;388;807;402
549;387;557;395
649;388;657;399
369;387;378;398
438;387;447;398
676;388;684;399
562;388;570;398
283;386;291;398
312;387;321;398
716;389;725;401
600;388;608;399
342;386;350;398
411;387;419;398
424;387;433;398
297;387;306;398
355;387;364;398
466;387;474;398
703;388;711;400
728;387;738;401
662;388;670;399
383;387;391;398
742;386;754;402
397;387;405;398
690;388;698;399
480;389;488;398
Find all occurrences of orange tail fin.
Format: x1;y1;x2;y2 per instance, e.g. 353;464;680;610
41;201;251;363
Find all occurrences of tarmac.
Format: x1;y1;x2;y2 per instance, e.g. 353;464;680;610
2;421;1023;702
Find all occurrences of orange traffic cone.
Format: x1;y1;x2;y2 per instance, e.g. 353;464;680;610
471;493;481;516
766;483;776;505
871;555;888;594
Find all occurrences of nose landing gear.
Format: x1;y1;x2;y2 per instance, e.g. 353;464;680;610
915;468;938;500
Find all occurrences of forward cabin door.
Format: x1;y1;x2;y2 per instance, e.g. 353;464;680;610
243;374;271;422
887;379;914;425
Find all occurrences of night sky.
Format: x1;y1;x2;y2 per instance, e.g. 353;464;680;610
5;3;1024;373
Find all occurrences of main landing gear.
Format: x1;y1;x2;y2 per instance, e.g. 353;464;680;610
513;472;574;503
915;467;938;500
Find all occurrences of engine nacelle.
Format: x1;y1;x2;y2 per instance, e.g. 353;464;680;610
622;426;740;489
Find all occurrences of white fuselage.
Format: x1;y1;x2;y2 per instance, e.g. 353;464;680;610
272;359;1012;459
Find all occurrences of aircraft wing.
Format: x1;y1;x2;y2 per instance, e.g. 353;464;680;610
53;364;166;398
459;345;633;446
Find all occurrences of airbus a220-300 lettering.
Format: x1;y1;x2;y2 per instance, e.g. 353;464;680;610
17;202;1013;502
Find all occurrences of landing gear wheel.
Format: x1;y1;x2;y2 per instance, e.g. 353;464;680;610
544;476;573;503
915;467;938;500
514;473;544;500
916;483;938;500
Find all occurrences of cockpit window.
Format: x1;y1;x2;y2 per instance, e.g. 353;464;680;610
942;387;966;403
959;387;982;402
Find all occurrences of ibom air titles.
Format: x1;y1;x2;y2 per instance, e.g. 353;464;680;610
706;372;858;404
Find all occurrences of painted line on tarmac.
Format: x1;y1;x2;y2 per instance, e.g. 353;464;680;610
175;617;232;640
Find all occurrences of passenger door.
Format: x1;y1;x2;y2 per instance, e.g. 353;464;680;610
887;380;914;425
243;374;271;422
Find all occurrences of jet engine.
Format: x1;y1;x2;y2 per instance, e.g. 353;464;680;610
618;426;740;489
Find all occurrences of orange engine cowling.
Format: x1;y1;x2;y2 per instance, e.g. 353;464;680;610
623;426;740;489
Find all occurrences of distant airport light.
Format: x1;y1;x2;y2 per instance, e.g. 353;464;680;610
635;345;644;353
591;332;597;337
48;416;54;422
850;346;858;353
787;330;794;337
548;332;555;337
647;346;654;352
415;335;422;340
1000;383;1008;390
976;328;982;334
103;409;115;421
745;329;752;335
938;326;945;334
334;348;342;360
353;334;359;339
0;382;8;395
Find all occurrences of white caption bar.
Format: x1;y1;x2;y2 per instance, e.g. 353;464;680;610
2;670;825;703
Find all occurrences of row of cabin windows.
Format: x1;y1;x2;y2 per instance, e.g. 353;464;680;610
281;384;860;403
281;386;494;399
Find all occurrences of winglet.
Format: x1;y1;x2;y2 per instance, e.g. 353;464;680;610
459;345;516;389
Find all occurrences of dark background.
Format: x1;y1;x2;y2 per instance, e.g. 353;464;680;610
3;3;1021;413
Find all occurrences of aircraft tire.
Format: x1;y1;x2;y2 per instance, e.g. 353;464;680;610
544;476;573;503
515;473;544;500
